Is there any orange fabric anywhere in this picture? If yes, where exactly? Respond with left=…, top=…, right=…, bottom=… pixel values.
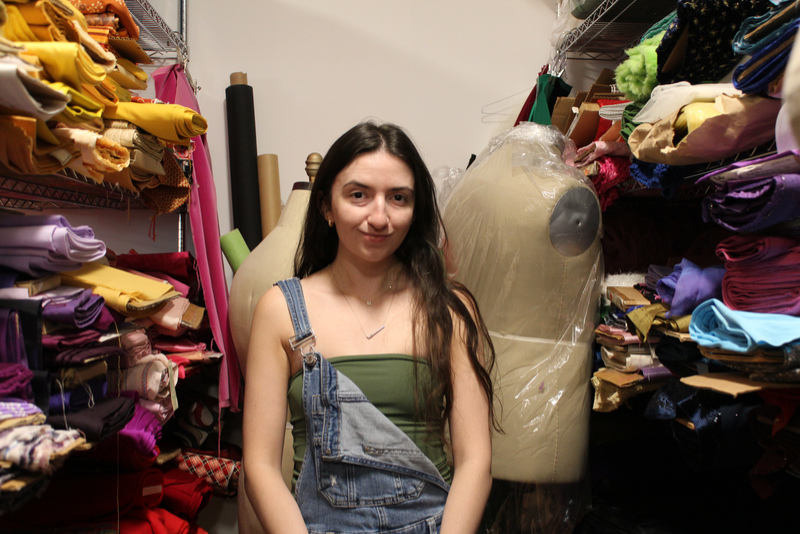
left=67, top=0, right=139, bottom=40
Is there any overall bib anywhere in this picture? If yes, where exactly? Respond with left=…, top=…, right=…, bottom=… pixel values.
left=276, top=278, right=450, bottom=534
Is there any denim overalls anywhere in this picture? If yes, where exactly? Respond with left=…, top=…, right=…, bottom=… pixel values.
left=276, top=278, right=450, bottom=534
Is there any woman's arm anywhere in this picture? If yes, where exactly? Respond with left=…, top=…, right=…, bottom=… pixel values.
left=439, top=301, right=493, bottom=534
left=242, top=286, right=307, bottom=533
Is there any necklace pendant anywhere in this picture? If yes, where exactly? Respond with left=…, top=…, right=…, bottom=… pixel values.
left=366, top=300, right=372, bottom=306
left=365, top=325, right=385, bottom=339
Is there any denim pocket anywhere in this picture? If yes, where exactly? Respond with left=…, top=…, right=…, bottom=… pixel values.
left=315, top=455, right=429, bottom=508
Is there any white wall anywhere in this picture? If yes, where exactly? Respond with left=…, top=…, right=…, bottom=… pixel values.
left=182, top=0, right=557, bottom=248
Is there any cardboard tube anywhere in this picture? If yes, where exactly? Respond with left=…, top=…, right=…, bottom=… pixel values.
left=258, top=153, right=282, bottom=238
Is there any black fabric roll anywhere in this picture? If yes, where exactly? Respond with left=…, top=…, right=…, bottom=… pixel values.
left=225, top=83, right=262, bottom=251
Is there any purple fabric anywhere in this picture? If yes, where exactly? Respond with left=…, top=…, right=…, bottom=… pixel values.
left=698, top=150, right=800, bottom=233
left=42, top=328, right=102, bottom=352
left=0, top=308, right=27, bottom=366
left=656, top=258, right=725, bottom=318
left=118, top=402, right=163, bottom=456
left=0, top=397, right=42, bottom=419
left=0, top=363, right=33, bottom=399
left=41, top=287, right=105, bottom=329
left=48, top=376, right=107, bottom=413
left=152, top=64, right=240, bottom=411
left=0, top=214, right=106, bottom=276
left=48, top=344, right=126, bottom=368
left=716, top=234, right=800, bottom=315
left=702, top=173, right=800, bottom=233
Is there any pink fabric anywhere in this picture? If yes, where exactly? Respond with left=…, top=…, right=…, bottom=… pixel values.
left=152, top=64, right=241, bottom=412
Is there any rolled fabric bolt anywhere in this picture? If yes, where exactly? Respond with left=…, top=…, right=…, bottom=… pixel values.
left=220, top=229, right=250, bottom=273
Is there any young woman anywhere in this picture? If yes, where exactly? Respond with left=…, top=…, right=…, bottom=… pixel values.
left=242, top=121, right=496, bottom=533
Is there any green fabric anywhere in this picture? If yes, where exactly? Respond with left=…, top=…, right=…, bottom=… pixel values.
left=615, top=31, right=665, bottom=103
left=287, top=354, right=452, bottom=487
left=641, top=10, right=677, bottom=42
left=620, top=100, right=646, bottom=141
left=529, top=73, right=572, bottom=126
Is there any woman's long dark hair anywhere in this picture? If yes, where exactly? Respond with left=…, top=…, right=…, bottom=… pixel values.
left=295, top=120, right=498, bottom=441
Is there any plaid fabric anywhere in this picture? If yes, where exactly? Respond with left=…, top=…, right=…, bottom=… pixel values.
left=176, top=451, right=240, bottom=496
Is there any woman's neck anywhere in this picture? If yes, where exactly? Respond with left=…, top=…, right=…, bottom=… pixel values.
left=328, top=256, right=402, bottom=304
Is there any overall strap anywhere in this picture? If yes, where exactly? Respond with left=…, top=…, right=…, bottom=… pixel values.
left=274, top=278, right=316, bottom=355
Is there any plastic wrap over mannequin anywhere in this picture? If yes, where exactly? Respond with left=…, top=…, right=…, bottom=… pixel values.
left=442, top=123, right=603, bottom=485
left=228, top=153, right=320, bottom=534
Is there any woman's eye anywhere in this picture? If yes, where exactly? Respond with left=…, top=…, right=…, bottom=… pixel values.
left=392, top=194, right=408, bottom=203
left=352, top=191, right=364, bottom=199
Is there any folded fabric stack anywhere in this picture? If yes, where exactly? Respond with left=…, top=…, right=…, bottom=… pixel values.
left=0, top=213, right=219, bottom=526
left=0, top=0, right=201, bottom=215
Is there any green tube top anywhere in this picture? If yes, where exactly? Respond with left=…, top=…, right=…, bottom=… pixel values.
left=287, top=354, right=452, bottom=487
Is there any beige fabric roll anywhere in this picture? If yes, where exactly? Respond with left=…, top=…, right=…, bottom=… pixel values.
left=257, top=154, right=282, bottom=238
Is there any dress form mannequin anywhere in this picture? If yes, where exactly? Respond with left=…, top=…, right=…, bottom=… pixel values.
left=228, top=152, right=321, bottom=368
left=443, top=124, right=602, bottom=484
left=228, top=152, right=320, bottom=534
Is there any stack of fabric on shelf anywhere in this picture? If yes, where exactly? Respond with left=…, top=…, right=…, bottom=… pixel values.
left=541, top=0, right=800, bottom=208
left=0, top=0, right=201, bottom=215
left=592, top=281, right=673, bottom=412
left=0, top=211, right=219, bottom=531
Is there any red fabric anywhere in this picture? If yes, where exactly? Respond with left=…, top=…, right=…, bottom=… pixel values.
left=176, top=451, right=240, bottom=496
left=161, top=467, right=214, bottom=520
left=113, top=250, right=200, bottom=300
left=119, top=507, right=209, bottom=534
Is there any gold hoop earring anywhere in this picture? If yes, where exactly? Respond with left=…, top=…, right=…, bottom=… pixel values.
left=327, top=218, right=334, bottom=227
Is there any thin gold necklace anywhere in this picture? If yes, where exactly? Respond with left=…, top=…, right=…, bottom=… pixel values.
left=338, top=263, right=397, bottom=306
left=331, top=265, right=399, bottom=339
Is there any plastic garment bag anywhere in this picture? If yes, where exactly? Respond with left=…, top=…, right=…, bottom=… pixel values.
left=442, top=123, right=603, bottom=532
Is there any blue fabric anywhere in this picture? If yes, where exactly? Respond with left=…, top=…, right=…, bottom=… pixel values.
left=689, top=298, right=800, bottom=351
left=733, top=19, right=799, bottom=94
left=275, top=277, right=448, bottom=534
left=733, top=0, right=799, bottom=54
left=628, top=158, right=688, bottom=198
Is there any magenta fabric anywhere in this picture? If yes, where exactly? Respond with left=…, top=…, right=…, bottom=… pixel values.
left=0, top=363, right=33, bottom=399
left=152, top=64, right=241, bottom=412
left=716, top=234, right=800, bottom=315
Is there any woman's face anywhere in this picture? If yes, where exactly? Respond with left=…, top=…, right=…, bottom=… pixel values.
left=327, top=150, right=415, bottom=266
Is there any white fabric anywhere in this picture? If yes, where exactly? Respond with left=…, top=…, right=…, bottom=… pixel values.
left=633, top=81, right=743, bottom=124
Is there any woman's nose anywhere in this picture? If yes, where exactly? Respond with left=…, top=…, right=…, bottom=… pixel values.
left=367, top=198, right=389, bottom=228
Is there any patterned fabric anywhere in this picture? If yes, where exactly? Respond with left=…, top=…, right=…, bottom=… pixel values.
left=176, top=451, right=240, bottom=496
left=139, top=150, right=191, bottom=215
left=656, top=0, right=774, bottom=85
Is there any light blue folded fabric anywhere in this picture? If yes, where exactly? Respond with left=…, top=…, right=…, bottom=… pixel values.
left=689, top=298, right=800, bottom=352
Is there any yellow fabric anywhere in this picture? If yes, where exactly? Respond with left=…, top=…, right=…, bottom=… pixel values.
left=0, top=114, right=77, bottom=174
left=18, top=41, right=107, bottom=90
left=674, top=102, right=722, bottom=135
left=81, top=79, right=119, bottom=106
left=107, top=61, right=147, bottom=90
left=103, top=102, right=208, bottom=145
left=45, top=80, right=104, bottom=130
left=106, top=76, right=132, bottom=102
left=61, top=261, right=182, bottom=318
left=4, top=6, right=41, bottom=42
left=116, top=57, right=148, bottom=82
